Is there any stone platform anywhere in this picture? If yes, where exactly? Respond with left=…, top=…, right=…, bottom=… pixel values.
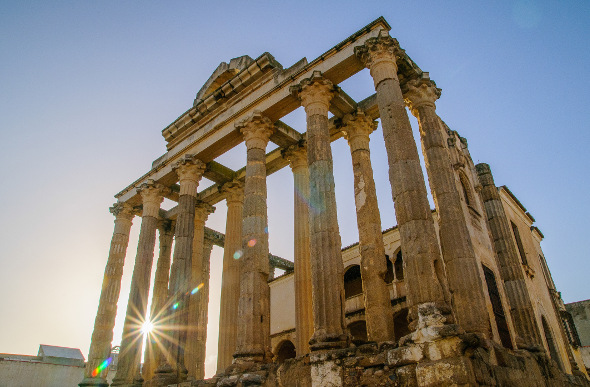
left=169, top=333, right=590, bottom=387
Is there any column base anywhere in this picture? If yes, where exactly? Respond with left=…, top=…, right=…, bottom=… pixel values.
left=78, top=376, right=109, bottom=387
left=309, top=332, right=349, bottom=351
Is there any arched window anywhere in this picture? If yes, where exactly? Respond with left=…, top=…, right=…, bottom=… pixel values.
left=394, top=251, right=404, bottom=281
left=384, top=255, right=394, bottom=284
left=344, top=265, right=363, bottom=298
left=348, top=320, right=368, bottom=344
left=458, top=171, right=474, bottom=206
left=275, top=340, right=296, bottom=362
left=393, top=308, right=411, bottom=341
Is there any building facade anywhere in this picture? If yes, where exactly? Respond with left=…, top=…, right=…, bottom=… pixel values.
left=80, top=17, right=588, bottom=386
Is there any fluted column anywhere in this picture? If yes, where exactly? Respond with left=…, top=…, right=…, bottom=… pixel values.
left=143, top=220, right=175, bottom=382
left=284, top=145, right=314, bottom=355
left=355, top=32, right=451, bottom=337
left=403, top=76, right=490, bottom=336
left=216, top=181, right=244, bottom=372
left=476, top=163, right=542, bottom=348
left=185, top=202, right=215, bottom=379
left=112, top=181, right=167, bottom=386
left=290, top=71, right=348, bottom=350
left=233, top=112, right=274, bottom=363
left=342, top=109, right=395, bottom=342
left=80, top=203, right=135, bottom=387
left=152, top=155, right=205, bottom=385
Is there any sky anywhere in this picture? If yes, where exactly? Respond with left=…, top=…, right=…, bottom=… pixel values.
left=0, top=0, right=589, bottom=379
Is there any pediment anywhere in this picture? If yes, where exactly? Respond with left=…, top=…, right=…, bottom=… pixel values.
left=194, top=55, right=254, bottom=105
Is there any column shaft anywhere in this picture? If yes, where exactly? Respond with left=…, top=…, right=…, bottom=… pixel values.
left=234, top=112, right=274, bottom=362
left=343, top=110, right=395, bottom=342
left=185, top=203, right=214, bottom=379
left=80, top=203, right=134, bottom=387
left=143, top=220, right=174, bottom=382
left=113, top=182, right=165, bottom=386
left=476, top=163, right=542, bottom=348
left=216, top=182, right=244, bottom=372
left=285, top=147, right=314, bottom=355
left=355, top=33, right=449, bottom=332
left=291, top=72, right=348, bottom=350
left=152, top=156, right=205, bottom=385
left=404, top=77, right=490, bottom=335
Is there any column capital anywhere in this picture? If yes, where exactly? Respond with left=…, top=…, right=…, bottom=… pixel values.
left=221, top=180, right=245, bottom=204
left=402, top=75, right=441, bottom=116
left=236, top=111, right=274, bottom=151
left=342, top=109, right=377, bottom=152
left=195, top=201, right=215, bottom=223
left=173, top=154, right=206, bottom=196
left=283, top=144, right=307, bottom=172
left=109, top=202, right=136, bottom=221
left=137, top=180, right=167, bottom=218
left=290, top=71, right=337, bottom=116
left=355, top=31, right=404, bottom=86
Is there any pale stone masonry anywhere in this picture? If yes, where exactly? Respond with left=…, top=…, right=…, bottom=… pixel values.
left=82, top=16, right=588, bottom=387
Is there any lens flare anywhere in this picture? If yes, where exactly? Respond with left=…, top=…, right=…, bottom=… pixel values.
left=91, top=357, right=112, bottom=377
left=248, top=239, right=256, bottom=247
left=141, top=321, right=154, bottom=334
left=264, top=226, right=268, bottom=234
left=191, top=283, right=205, bottom=295
left=233, top=250, right=243, bottom=259
left=172, top=302, right=180, bottom=310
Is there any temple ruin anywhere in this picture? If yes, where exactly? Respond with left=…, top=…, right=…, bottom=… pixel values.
left=80, top=17, right=589, bottom=386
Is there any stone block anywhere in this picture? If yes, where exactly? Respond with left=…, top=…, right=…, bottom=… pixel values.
left=415, top=356, right=476, bottom=386
left=425, top=337, right=463, bottom=361
left=387, top=344, right=424, bottom=367
left=311, top=360, right=342, bottom=387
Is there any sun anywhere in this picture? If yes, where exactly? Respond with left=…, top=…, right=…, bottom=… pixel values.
left=141, top=320, right=154, bottom=335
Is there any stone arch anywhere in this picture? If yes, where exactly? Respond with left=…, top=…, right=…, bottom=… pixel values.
left=393, top=308, right=411, bottom=341
left=344, top=264, right=363, bottom=298
left=458, top=170, right=475, bottom=206
left=274, top=339, right=296, bottom=363
left=348, top=320, right=368, bottom=343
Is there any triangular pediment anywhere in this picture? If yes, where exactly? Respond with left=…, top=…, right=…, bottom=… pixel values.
left=194, top=55, right=255, bottom=105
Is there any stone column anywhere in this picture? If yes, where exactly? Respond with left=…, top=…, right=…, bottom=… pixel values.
left=284, top=145, right=314, bottom=355
left=233, top=112, right=274, bottom=363
left=185, top=202, right=215, bottom=379
left=403, top=76, right=490, bottom=336
left=152, top=155, right=205, bottom=385
left=476, top=163, right=542, bottom=348
left=341, top=109, right=395, bottom=342
left=216, top=181, right=244, bottom=372
left=355, top=32, right=451, bottom=336
left=112, top=181, right=166, bottom=386
left=142, top=220, right=175, bottom=382
left=80, top=203, right=135, bottom=387
left=290, top=71, right=348, bottom=350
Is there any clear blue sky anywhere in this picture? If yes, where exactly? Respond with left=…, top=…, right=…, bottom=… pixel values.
left=1, top=0, right=589, bottom=378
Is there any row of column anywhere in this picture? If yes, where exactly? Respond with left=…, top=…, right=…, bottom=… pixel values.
left=83, top=29, right=545, bottom=387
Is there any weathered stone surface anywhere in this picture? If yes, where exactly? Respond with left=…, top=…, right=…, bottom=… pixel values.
left=81, top=203, right=135, bottom=386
